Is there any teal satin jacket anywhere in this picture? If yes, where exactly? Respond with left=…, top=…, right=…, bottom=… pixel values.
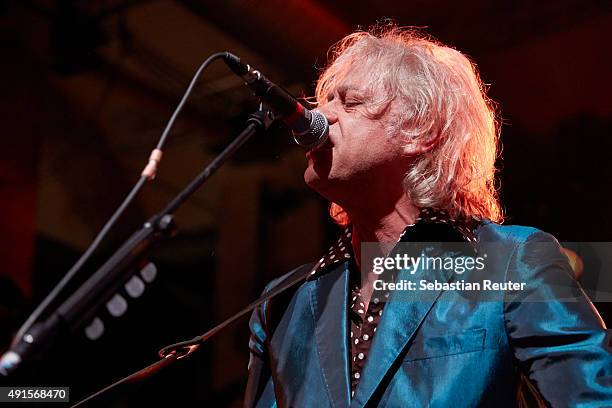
left=244, top=222, right=612, bottom=407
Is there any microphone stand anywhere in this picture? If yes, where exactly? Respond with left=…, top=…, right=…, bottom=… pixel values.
left=1, top=107, right=273, bottom=379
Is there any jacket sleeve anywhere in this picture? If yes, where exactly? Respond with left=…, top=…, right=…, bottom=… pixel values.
left=244, top=296, right=277, bottom=408
left=504, top=230, right=612, bottom=406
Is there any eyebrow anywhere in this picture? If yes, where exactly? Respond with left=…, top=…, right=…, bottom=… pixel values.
left=337, top=84, right=363, bottom=95
left=328, top=84, right=365, bottom=101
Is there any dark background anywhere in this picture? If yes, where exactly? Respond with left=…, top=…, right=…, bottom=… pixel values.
left=1, top=0, right=612, bottom=406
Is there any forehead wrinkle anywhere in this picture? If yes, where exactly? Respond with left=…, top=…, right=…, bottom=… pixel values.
left=336, top=82, right=370, bottom=98
left=319, top=61, right=381, bottom=104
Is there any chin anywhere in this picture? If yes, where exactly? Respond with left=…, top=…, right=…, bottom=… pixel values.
left=304, top=166, right=322, bottom=189
left=304, top=167, right=330, bottom=195
left=305, top=167, right=346, bottom=203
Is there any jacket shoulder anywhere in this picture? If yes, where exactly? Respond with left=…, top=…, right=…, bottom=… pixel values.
left=255, top=263, right=315, bottom=329
left=261, top=262, right=316, bottom=295
left=477, top=221, right=559, bottom=245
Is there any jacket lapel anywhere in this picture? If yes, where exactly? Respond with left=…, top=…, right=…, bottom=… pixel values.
left=350, top=253, right=454, bottom=407
left=310, top=261, right=351, bottom=408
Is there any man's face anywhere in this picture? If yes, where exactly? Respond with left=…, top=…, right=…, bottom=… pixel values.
left=304, top=68, right=410, bottom=201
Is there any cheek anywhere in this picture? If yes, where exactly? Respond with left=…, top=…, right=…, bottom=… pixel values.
left=334, top=119, right=403, bottom=168
left=384, top=136, right=408, bottom=160
left=355, top=132, right=405, bottom=164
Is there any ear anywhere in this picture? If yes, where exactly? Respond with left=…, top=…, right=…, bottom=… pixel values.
left=402, top=134, right=438, bottom=156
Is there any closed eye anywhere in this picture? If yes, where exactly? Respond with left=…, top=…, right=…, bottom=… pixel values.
left=342, top=89, right=366, bottom=109
left=344, top=98, right=362, bottom=108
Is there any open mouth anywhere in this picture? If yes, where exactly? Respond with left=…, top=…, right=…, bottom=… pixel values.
left=306, top=137, right=334, bottom=157
left=321, top=136, right=334, bottom=149
left=310, top=135, right=334, bottom=152
left=305, top=134, right=334, bottom=161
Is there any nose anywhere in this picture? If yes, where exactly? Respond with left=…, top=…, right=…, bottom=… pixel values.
left=316, top=101, right=338, bottom=125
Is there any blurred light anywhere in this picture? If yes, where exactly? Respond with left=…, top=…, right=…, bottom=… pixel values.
left=140, top=262, right=157, bottom=283
left=84, top=317, right=104, bottom=340
left=125, top=275, right=145, bottom=298
left=106, top=293, right=128, bottom=317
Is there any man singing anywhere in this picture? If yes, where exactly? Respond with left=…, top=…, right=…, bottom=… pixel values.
left=244, top=26, right=612, bottom=407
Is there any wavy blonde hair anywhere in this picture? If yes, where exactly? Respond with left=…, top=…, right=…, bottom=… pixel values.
left=316, top=26, right=503, bottom=224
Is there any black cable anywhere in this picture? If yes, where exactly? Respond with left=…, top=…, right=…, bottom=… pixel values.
left=11, top=51, right=229, bottom=349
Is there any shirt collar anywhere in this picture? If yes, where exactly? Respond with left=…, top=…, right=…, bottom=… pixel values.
left=307, top=207, right=481, bottom=281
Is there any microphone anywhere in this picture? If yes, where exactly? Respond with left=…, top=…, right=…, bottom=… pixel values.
left=223, top=52, right=329, bottom=149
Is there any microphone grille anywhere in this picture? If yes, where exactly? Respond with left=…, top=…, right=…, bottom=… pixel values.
left=293, top=111, right=329, bottom=149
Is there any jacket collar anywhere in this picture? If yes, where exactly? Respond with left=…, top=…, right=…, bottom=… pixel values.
left=349, top=256, right=455, bottom=407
